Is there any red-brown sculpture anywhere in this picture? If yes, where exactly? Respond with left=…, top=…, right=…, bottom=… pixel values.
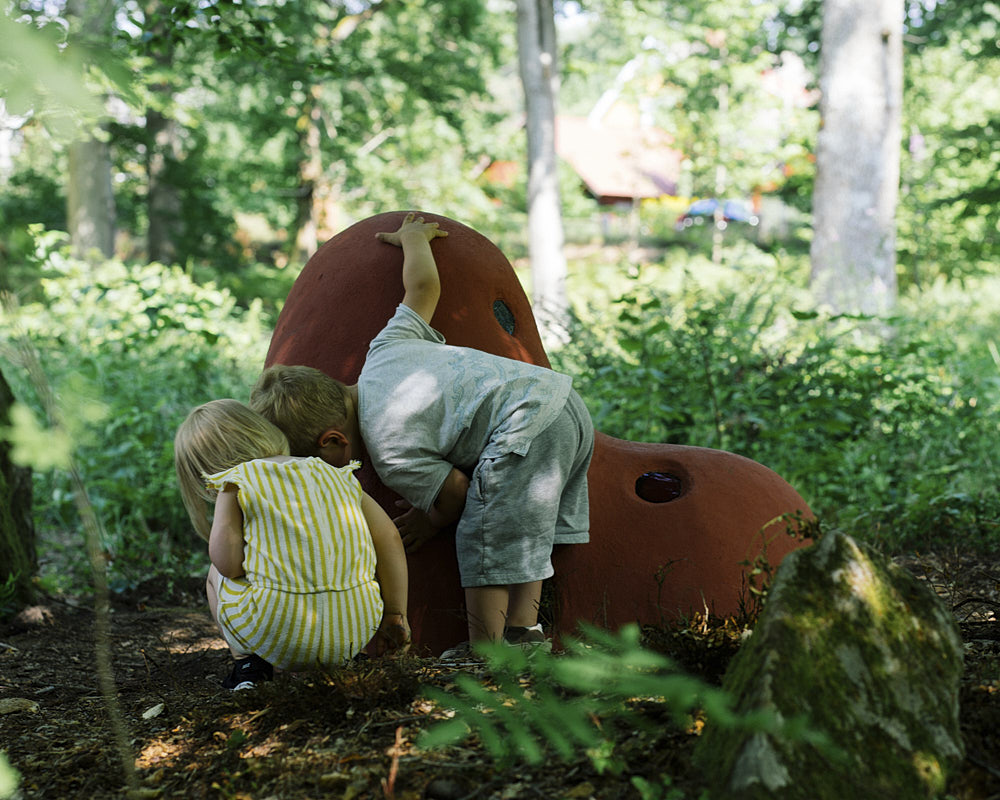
left=265, top=211, right=812, bottom=654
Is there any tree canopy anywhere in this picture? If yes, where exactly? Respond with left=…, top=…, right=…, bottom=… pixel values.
left=1, top=0, right=995, bottom=287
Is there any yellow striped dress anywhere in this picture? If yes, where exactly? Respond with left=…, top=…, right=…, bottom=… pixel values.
left=205, top=458, right=383, bottom=670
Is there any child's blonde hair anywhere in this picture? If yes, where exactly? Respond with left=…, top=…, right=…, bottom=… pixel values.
left=250, top=364, right=350, bottom=456
left=174, top=399, right=289, bottom=541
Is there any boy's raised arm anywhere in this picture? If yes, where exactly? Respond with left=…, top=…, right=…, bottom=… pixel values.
left=376, top=212, right=448, bottom=324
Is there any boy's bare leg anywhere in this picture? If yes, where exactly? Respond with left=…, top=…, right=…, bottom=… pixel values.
left=465, top=580, right=543, bottom=643
left=506, top=581, right=543, bottom=628
left=465, top=585, right=508, bottom=643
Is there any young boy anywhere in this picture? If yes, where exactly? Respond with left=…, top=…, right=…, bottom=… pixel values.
left=250, top=213, right=594, bottom=655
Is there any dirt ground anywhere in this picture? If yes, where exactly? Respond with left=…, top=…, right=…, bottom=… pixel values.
left=1, top=550, right=998, bottom=800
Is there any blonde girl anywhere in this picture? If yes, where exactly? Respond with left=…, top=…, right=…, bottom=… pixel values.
left=175, top=400, right=409, bottom=688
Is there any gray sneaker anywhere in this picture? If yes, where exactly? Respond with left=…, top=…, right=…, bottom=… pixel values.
left=503, top=624, right=552, bottom=653
left=439, top=625, right=552, bottom=663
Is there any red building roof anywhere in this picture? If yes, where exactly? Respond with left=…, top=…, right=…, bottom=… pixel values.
left=556, top=115, right=684, bottom=204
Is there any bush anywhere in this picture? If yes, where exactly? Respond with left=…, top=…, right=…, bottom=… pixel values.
left=5, top=232, right=999, bottom=595
left=1, top=231, right=271, bottom=592
left=553, top=250, right=1000, bottom=553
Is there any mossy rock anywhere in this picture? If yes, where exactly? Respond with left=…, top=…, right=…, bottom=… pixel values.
left=696, top=531, right=963, bottom=799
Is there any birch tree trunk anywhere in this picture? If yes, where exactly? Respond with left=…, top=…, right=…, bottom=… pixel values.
left=516, top=0, right=568, bottom=343
left=810, top=0, right=903, bottom=315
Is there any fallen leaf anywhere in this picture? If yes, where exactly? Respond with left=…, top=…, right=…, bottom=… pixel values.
left=127, top=788, right=163, bottom=799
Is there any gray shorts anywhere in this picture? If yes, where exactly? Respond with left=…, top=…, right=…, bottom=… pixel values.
left=456, top=390, right=594, bottom=588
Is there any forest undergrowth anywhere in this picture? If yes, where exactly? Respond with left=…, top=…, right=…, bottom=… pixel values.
left=1, top=547, right=998, bottom=800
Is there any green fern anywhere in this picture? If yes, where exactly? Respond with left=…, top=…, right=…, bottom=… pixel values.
left=419, top=624, right=801, bottom=772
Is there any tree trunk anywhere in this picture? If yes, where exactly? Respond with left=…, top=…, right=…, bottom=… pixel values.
left=66, top=0, right=116, bottom=260
left=516, top=0, right=568, bottom=343
left=143, top=0, right=185, bottom=265
left=810, top=0, right=903, bottom=315
left=67, top=136, right=116, bottom=259
left=0, top=367, right=36, bottom=609
left=293, top=89, right=324, bottom=264
left=146, top=107, right=183, bottom=264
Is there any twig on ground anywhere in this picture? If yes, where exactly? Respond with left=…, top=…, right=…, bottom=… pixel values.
left=953, top=597, right=1000, bottom=612
left=967, top=749, right=1000, bottom=781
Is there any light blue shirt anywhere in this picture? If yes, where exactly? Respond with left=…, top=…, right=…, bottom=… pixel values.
left=358, top=304, right=572, bottom=512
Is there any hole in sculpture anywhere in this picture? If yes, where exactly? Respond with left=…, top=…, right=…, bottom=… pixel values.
left=635, top=471, right=683, bottom=503
left=493, top=299, right=516, bottom=335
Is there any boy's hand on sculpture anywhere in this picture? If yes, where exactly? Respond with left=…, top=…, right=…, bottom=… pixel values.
left=392, top=501, right=441, bottom=553
left=375, top=212, right=447, bottom=247
left=377, top=211, right=448, bottom=323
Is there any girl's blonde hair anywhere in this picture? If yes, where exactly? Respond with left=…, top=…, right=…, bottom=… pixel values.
left=174, top=399, right=290, bottom=541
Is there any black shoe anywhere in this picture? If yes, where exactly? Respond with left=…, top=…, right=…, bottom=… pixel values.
left=222, top=654, right=273, bottom=691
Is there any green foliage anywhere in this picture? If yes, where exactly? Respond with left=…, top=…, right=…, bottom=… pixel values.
left=125, top=0, right=510, bottom=264
left=0, top=750, right=19, bottom=800
left=897, top=27, right=1000, bottom=286
left=420, top=624, right=829, bottom=788
left=5, top=0, right=997, bottom=296
left=0, top=164, right=66, bottom=291
left=0, top=12, right=103, bottom=138
left=630, top=774, right=696, bottom=800
left=0, top=230, right=270, bottom=591
left=2, top=0, right=513, bottom=277
left=1, top=402, right=74, bottom=471
left=553, top=247, right=1000, bottom=553
left=560, top=0, right=817, bottom=208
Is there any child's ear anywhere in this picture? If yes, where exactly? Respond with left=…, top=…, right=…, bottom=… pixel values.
left=318, top=428, right=349, bottom=450
left=317, top=428, right=351, bottom=467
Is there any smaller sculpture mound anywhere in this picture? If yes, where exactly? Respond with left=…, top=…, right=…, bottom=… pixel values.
left=552, top=435, right=810, bottom=637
